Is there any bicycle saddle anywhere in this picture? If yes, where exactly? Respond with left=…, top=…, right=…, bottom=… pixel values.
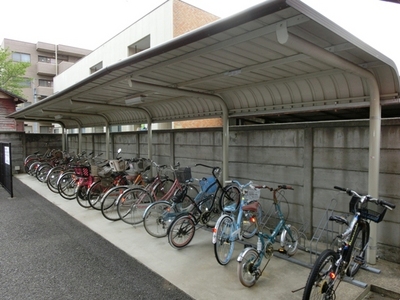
left=242, top=201, right=260, bottom=212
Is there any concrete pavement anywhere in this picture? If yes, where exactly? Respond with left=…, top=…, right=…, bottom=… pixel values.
left=2, top=174, right=399, bottom=299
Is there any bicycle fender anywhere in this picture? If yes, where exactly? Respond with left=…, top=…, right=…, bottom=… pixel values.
left=279, top=224, right=291, bottom=248
left=212, top=215, right=233, bottom=244
left=142, top=200, right=171, bottom=218
left=237, top=246, right=254, bottom=262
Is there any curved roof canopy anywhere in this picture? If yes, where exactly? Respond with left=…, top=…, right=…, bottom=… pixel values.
left=9, top=0, right=400, bottom=129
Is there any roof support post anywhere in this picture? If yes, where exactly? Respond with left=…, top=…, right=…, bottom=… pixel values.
left=106, top=125, right=110, bottom=159
left=78, top=126, right=82, bottom=155
left=277, top=25, right=381, bottom=264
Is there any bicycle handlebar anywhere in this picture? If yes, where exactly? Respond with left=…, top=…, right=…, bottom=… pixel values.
left=334, top=186, right=396, bottom=210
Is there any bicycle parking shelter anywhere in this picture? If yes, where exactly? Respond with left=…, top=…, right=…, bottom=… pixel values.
left=8, top=0, right=400, bottom=264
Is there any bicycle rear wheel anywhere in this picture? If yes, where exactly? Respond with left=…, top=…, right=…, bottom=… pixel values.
left=76, top=184, right=91, bottom=208
left=219, top=184, right=240, bottom=211
left=167, top=213, right=196, bottom=249
left=87, top=181, right=110, bottom=210
left=143, top=201, right=177, bottom=237
left=302, top=249, right=338, bottom=300
left=101, top=186, right=129, bottom=221
left=346, top=221, right=369, bottom=277
left=214, top=215, right=235, bottom=265
left=117, top=188, right=153, bottom=225
left=47, top=167, right=63, bottom=193
left=241, top=204, right=262, bottom=239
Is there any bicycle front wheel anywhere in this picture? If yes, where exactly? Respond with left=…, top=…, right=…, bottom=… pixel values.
left=101, top=186, right=129, bottom=221
left=302, top=249, right=338, bottom=300
left=346, top=221, right=369, bottom=277
left=87, top=181, right=109, bottom=210
left=57, top=172, right=77, bottom=200
left=281, top=225, right=300, bottom=256
left=47, top=167, right=63, bottom=193
left=219, top=184, right=240, bottom=211
left=143, top=201, right=177, bottom=237
left=167, top=213, right=196, bottom=249
left=237, top=247, right=259, bottom=287
left=76, top=184, right=91, bottom=208
left=241, top=204, right=262, bottom=239
left=117, top=188, right=153, bottom=225
left=214, top=215, right=235, bottom=265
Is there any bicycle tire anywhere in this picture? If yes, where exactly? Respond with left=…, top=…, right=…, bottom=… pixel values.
left=46, top=167, right=63, bottom=193
left=281, top=225, right=300, bottom=256
left=76, top=184, right=91, bottom=208
left=24, top=157, right=39, bottom=173
left=101, top=185, right=129, bottom=221
left=302, top=249, right=338, bottom=300
left=87, top=181, right=110, bottom=210
left=214, top=215, right=235, bottom=265
left=151, top=178, right=174, bottom=200
left=117, top=187, right=153, bottom=225
left=346, top=221, right=369, bottom=277
left=219, top=184, right=240, bottom=212
left=57, top=172, right=77, bottom=200
left=237, top=247, right=260, bottom=287
left=28, top=161, right=42, bottom=176
left=167, top=213, right=196, bottom=249
left=143, top=201, right=177, bottom=237
left=36, top=163, right=52, bottom=182
left=241, top=204, right=262, bottom=239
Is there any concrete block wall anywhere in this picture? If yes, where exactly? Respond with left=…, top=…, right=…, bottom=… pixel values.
left=4, top=118, right=397, bottom=262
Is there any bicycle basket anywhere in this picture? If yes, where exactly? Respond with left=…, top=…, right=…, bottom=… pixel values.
left=243, top=188, right=260, bottom=202
left=349, top=196, right=387, bottom=223
left=176, top=167, right=192, bottom=183
left=109, top=159, right=126, bottom=172
left=74, top=165, right=91, bottom=177
left=200, top=176, right=217, bottom=194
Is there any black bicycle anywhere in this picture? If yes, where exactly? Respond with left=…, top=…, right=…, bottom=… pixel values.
left=302, top=186, right=395, bottom=300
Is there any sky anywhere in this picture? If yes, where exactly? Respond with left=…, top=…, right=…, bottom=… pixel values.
left=1, top=0, right=399, bottom=70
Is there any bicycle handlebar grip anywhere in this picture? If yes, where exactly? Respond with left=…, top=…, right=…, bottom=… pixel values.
left=334, top=186, right=347, bottom=192
left=379, top=199, right=396, bottom=210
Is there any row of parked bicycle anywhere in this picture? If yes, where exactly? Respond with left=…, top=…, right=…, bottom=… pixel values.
left=23, top=148, right=396, bottom=298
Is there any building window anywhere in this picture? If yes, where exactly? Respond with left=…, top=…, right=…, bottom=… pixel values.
left=20, top=77, right=32, bottom=88
left=38, top=79, right=53, bottom=87
left=38, top=55, right=55, bottom=64
left=12, top=52, right=31, bottom=63
left=90, top=61, right=103, bottom=74
left=128, top=35, right=150, bottom=56
left=38, top=54, right=68, bottom=64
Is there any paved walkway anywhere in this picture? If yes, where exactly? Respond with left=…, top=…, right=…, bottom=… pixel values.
left=1, top=174, right=399, bottom=299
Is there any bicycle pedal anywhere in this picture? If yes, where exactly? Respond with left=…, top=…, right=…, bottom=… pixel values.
left=278, top=247, right=287, bottom=254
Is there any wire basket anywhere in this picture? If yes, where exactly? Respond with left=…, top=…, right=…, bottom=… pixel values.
left=74, top=165, right=91, bottom=177
left=176, top=167, right=192, bottom=183
left=349, top=196, right=387, bottom=223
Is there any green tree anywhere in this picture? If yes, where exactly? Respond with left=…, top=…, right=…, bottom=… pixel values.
left=0, top=47, right=30, bottom=97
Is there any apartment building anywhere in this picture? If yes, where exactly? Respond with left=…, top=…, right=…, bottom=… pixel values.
left=54, top=0, right=221, bottom=131
left=1, top=38, right=91, bottom=133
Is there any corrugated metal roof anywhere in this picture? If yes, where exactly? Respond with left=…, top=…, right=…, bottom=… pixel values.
left=9, top=0, right=400, bottom=129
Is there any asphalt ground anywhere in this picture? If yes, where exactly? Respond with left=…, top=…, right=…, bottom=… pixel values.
left=1, top=174, right=399, bottom=300
left=0, top=178, right=192, bottom=300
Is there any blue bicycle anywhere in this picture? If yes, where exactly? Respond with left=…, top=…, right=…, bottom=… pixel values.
left=236, top=185, right=299, bottom=287
left=212, top=181, right=271, bottom=265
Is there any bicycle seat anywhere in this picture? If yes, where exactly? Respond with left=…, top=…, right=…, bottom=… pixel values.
left=242, top=201, right=260, bottom=212
left=329, top=215, right=349, bottom=225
